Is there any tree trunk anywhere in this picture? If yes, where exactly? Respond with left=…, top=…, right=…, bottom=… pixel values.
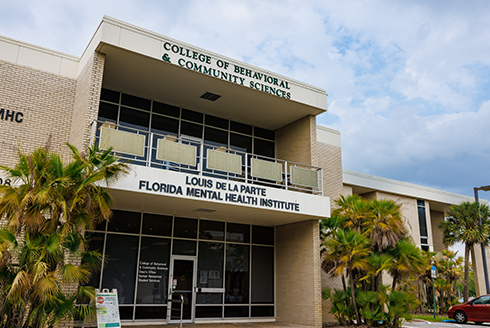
left=464, top=243, right=471, bottom=303
left=342, top=274, right=347, bottom=292
left=348, top=268, right=362, bottom=325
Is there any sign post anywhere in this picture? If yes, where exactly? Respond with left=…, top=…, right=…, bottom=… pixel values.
left=431, top=266, right=437, bottom=319
left=96, top=289, right=121, bottom=328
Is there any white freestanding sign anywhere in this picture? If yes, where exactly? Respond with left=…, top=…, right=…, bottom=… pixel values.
left=95, top=289, right=121, bottom=328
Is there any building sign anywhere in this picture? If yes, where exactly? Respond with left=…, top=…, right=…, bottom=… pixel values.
left=0, top=108, right=23, bottom=123
left=139, top=175, right=300, bottom=212
left=110, top=165, right=330, bottom=218
left=95, top=289, right=121, bottom=328
left=162, top=42, right=292, bottom=100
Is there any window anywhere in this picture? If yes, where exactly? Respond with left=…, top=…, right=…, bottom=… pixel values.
left=87, top=214, right=274, bottom=320
left=98, top=89, right=275, bottom=157
left=417, top=200, right=429, bottom=250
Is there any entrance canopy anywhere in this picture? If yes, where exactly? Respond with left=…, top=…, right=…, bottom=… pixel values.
left=81, top=16, right=327, bottom=130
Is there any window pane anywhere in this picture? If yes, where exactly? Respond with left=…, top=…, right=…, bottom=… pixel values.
left=100, top=88, right=120, bottom=103
left=196, top=293, right=222, bottom=304
left=102, top=234, right=139, bottom=304
left=153, top=101, right=180, bottom=118
left=254, top=138, right=274, bottom=158
left=136, top=237, right=170, bottom=304
left=119, top=306, right=134, bottom=319
left=230, top=121, right=252, bottom=135
left=205, top=114, right=228, bottom=129
left=230, top=133, right=252, bottom=153
left=151, top=115, right=179, bottom=135
left=225, top=244, right=249, bottom=304
left=198, top=242, right=224, bottom=288
left=204, top=127, right=228, bottom=147
left=174, top=217, right=198, bottom=239
left=119, top=106, right=150, bottom=131
left=199, top=220, right=224, bottom=241
left=142, top=214, right=172, bottom=236
left=251, top=246, right=274, bottom=304
left=180, top=121, right=203, bottom=139
left=121, top=93, right=151, bottom=111
left=252, top=226, right=274, bottom=245
left=135, top=306, right=167, bottom=319
left=226, top=223, right=250, bottom=243
left=418, top=206, right=428, bottom=237
left=98, top=102, right=118, bottom=122
left=196, top=306, right=222, bottom=318
left=182, top=108, right=203, bottom=123
left=172, top=239, right=197, bottom=256
left=224, top=306, right=249, bottom=317
left=251, top=306, right=274, bottom=317
left=254, top=127, right=275, bottom=140
left=84, top=232, right=105, bottom=289
left=108, top=210, right=141, bottom=234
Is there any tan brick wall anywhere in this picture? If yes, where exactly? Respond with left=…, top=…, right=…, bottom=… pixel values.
left=315, top=142, right=343, bottom=209
left=69, top=52, right=105, bottom=150
left=0, top=60, right=76, bottom=167
left=276, top=115, right=316, bottom=166
left=276, top=220, right=322, bottom=327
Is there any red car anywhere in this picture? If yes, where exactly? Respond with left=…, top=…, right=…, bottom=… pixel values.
left=448, top=295, right=490, bottom=324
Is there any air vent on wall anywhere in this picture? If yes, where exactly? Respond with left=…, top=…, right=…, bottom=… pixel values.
left=200, top=92, right=222, bottom=102
left=193, top=208, right=217, bottom=213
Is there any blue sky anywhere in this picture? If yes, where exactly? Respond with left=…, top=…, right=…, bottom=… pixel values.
left=1, top=0, right=489, bottom=202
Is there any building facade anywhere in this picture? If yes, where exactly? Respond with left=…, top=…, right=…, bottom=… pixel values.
left=0, top=16, right=485, bottom=327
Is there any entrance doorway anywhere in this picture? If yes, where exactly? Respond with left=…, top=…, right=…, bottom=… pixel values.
left=167, top=256, right=196, bottom=324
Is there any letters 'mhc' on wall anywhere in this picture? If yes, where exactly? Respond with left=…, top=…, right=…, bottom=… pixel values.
left=0, top=109, right=24, bottom=123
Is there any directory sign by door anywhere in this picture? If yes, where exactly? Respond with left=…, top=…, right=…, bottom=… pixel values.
left=168, top=257, right=196, bottom=323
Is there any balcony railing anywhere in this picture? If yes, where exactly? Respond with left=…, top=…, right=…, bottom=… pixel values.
left=90, top=120, right=323, bottom=195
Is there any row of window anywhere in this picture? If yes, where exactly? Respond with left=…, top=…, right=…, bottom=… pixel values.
left=98, top=89, right=275, bottom=158
left=87, top=211, right=275, bottom=320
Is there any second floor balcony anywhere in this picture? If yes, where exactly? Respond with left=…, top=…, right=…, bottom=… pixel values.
left=90, top=120, right=323, bottom=196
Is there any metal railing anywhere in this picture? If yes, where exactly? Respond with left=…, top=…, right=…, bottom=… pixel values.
left=90, top=120, right=323, bottom=195
left=168, top=294, right=184, bottom=327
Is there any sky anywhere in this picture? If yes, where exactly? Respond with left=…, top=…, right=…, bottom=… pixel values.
left=1, top=0, right=489, bottom=202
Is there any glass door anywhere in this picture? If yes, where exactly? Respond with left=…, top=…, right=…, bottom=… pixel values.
left=167, top=256, right=196, bottom=324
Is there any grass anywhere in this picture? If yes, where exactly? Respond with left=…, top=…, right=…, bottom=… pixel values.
left=410, top=314, right=450, bottom=322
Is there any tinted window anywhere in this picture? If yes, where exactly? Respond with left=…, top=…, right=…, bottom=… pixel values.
left=108, top=210, right=141, bottom=234
left=206, top=115, right=228, bottom=129
left=231, top=121, right=252, bottom=135
left=121, top=93, right=151, bottom=111
left=119, top=107, right=150, bottom=130
left=98, top=102, right=118, bottom=122
left=254, top=127, right=274, bottom=140
left=100, top=88, right=120, bottom=103
left=182, top=108, right=203, bottom=123
left=153, top=101, right=180, bottom=118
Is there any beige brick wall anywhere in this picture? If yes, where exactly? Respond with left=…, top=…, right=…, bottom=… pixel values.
left=276, top=115, right=316, bottom=166
left=0, top=60, right=76, bottom=167
left=69, top=52, right=105, bottom=150
left=276, top=220, right=322, bottom=327
left=315, top=142, right=343, bottom=207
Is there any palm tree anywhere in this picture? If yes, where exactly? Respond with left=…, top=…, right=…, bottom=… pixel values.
left=387, top=238, right=429, bottom=290
left=323, top=228, right=370, bottom=325
left=440, top=201, right=490, bottom=302
left=365, top=199, right=407, bottom=253
left=0, top=143, right=129, bottom=327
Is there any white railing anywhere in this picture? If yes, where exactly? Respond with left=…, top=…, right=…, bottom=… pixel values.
left=90, top=120, right=323, bottom=195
